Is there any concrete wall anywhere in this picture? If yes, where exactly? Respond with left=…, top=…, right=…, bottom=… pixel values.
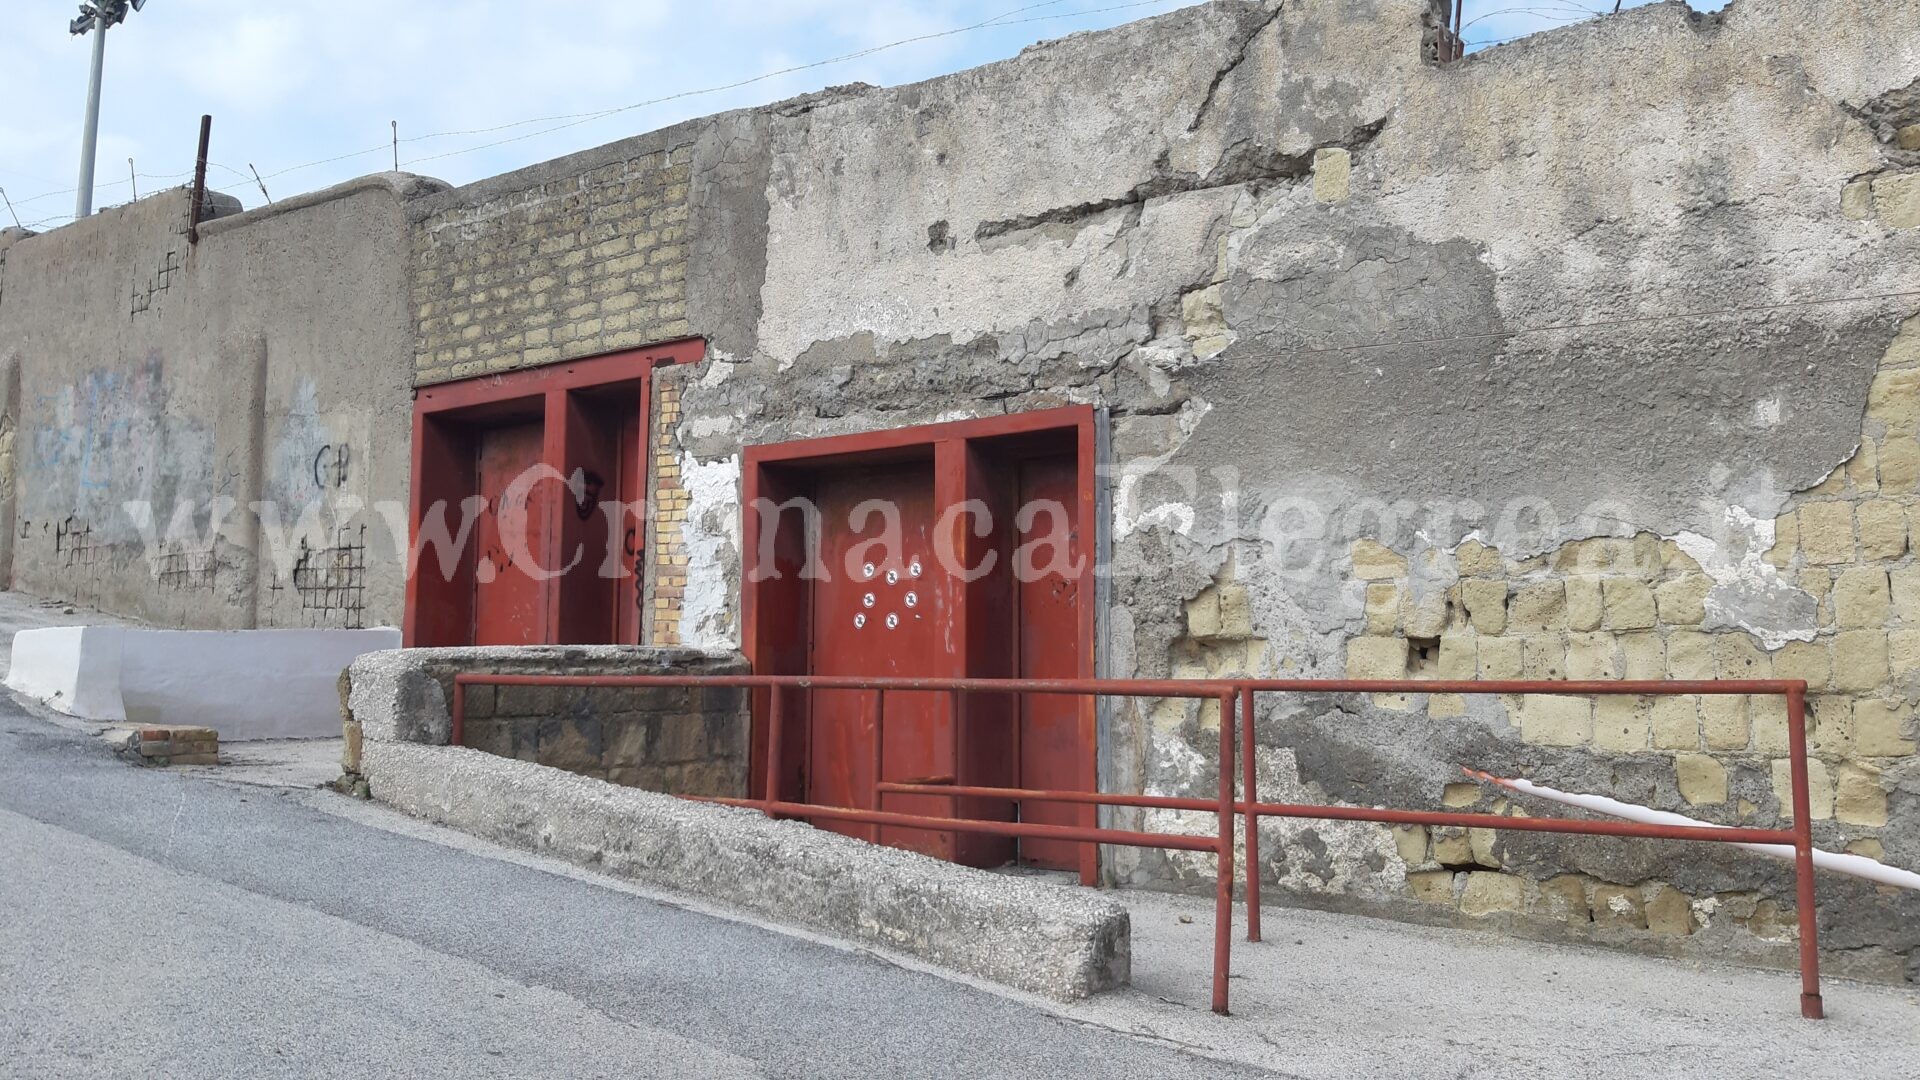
left=647, top=0, right=1920, bottom=982
left=0, top=175, right=441, bottom=629
left=7, top=0, right=1918, bottom=986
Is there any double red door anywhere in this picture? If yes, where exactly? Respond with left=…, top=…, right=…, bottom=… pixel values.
left=797, top=454, right=1085, bottom=870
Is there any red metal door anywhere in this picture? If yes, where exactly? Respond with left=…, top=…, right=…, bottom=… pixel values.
left=807, top=462, right=953, bottom=857
left=1015, top=454, right=1086, bottom=869
left=472, top=421, right=548, bottom=645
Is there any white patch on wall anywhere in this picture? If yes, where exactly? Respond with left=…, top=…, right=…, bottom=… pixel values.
left=1751, top=397, right=1783, bottom=428
left=1673, top=505, right=1816, bottom=650
left=1113, top=398, right=1211, bottom=540
left=678, top=451, right=742, bottom=650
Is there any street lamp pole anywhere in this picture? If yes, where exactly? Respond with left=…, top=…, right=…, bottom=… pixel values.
left=74, top=16, right=109, bottom=220
left=70, top=1, right=149, bottom=221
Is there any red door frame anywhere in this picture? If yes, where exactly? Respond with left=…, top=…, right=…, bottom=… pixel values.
left=741, top=404, right=1101, bottom=882
left=404, top=337, right=705, bottom=646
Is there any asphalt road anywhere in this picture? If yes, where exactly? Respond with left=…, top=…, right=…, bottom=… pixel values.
left=0, top=702, right=1270, bottom=1079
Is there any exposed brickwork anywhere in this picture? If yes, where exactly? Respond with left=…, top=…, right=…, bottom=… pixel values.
left=649, top=379, right=687, bottom=646
left=128, top=725, right=220, bottom=766
left=460, top=680, right=745, bottom=797
left=410, top=142, right=693, bottom=385
left=1337, top=319, right=1920, bottom=969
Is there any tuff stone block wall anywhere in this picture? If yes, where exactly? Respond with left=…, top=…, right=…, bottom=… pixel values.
left=656, top=0, right=1920, bottom=986
left=341, top=645, right=748, bottom=799
left=408, top=131, right=694, bottom=385
left=461, top=679, right=746, bottom=797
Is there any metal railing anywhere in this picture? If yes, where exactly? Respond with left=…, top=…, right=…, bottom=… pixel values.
left=449, top=673, right=1823, bottom=1019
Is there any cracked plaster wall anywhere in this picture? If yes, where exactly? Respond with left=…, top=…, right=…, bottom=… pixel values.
left=658, top=0, right=1920, bottom=982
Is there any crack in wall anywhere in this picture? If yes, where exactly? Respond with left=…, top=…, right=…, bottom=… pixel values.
left=1185, top=2, right=1286, bottom=133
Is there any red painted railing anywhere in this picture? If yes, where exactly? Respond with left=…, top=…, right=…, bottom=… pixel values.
left=449, top=673, right=1822, bottom=1020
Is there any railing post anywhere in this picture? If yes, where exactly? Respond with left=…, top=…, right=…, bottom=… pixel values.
left=1241, top=685, right=1261, bottom=942
left=1212, top=688, right=1236, bottom=1015
left=764, top=686, right=784, bottom=815
left=1785, top=684, right=1825, bottom=1019
left=450, top=677, right=466, bottom=747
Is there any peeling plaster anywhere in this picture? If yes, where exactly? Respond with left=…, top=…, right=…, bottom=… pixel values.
left=677, top=451, right=742, bottom=650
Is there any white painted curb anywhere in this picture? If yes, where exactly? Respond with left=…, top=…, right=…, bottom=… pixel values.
left=7, top=626, right=400, bottom=739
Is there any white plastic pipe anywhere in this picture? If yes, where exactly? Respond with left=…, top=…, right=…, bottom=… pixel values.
left=1462, top=767, right=1920, bottom=892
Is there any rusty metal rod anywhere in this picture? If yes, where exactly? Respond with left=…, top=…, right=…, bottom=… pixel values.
left=1212, top=690, right=1235, bottom=1015
left=702, top=797, right=1222, bottom=852
left=1241, top=686, right=1260, bottom=943
left=454, top=672, right=1235, bottom=696
left=872, top=782, right=1796, bottom=844
left=1786, top=686, right=1825, bottom=1019
left=187, top=114, right=210, bottom=244
left=1236, top=678, right=1804, bottom=696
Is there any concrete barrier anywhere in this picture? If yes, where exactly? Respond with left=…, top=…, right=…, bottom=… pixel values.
left=359, top=739, right=1131, bottom=1001
left=7, top=626, right=399, bottom=738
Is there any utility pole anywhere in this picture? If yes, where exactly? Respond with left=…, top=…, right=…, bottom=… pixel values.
left=69, top=1, right=151, bottom=220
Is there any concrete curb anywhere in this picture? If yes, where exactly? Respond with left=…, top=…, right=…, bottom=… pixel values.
left=360, top=740, right=1131, bottom=1000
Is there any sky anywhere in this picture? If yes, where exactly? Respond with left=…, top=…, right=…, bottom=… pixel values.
left=2, top=1, right=1723, bottom=232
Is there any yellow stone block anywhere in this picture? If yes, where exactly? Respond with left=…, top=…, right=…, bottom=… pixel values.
left=1478, top=637, right=1523, bottom=680
left=1771, top=640, right=1831, bottom=691
left=1655, top=574, right=1711, bottom=626
left=1881, top=438, right=1920, bottom=494
left=1346, top=636, right=1409, bottom=679
left=1856, top=500, right=1909, bottom=561
left=1674, top=753, right=1728, bottom=805
left=1521, top=634, right=1567, bottom=680
left=1565, top=633, right=1619, bottom=679
left=1665, top=631, right=1715, bottom=679
left=1852, top=699, right=1917, bottom=756
left=1509, top=581, right=1567, bottom=633
left=1811, top=695, right=1854, bottom=757
left=1769, top=758, right=1834, bottom=821
left=1456, top=539, right=1502, bottom=577
left=1351, top=539, right=1407, bottom=581
left=1713, top=634, right=1772, bottom=679
left=1834, top=763, right=1887, bottom=826
left=1831, top=629, right=1890, bottom=692
left=1873, top=172, right=1920, bottom=230
left=1565, top=576, right=1604, bottom=632
left=1517, top=695, right=1592, bottom=746
left=1868, top=366, right=1920, bottom=434
left=1700, top=696, right=1749, bottom=750
left=1312, top=147, right=1352, bottom=204
left=1461, top=578, right=1509, bottom=634
left=1606, top=633, right=1654, bottom=680
left=1751, top=695, right=1791, bottom=755
left=1592, top=696, right=1649, bottom=751
left=1363, top=583, right=1399, bottom=635
left=1834, top=567, right=1891, bottom=628
left=1650, top=696, right=1700, bottom=750
left=1407, top=869, right=1455, bottom=905
left=1796, top=502, right=1856, bottom=565
left=1459, top=872, right=1524, bottom=917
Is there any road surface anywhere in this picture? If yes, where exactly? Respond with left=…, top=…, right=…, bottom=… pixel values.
left=0, top=700, right=1267, bottom=1079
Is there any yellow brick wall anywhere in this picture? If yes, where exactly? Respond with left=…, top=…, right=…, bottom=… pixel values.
left=649, top=380, right=687, bottom=645
left=410, top=144, right=693, bottom=385
left=1341, top=314, right=1919, bottom=942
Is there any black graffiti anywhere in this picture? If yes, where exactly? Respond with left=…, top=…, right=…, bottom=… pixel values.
left=312, top=443, right=351, bottom=489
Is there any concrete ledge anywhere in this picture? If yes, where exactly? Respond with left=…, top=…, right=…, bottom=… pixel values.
left=360, top=740, right=1131, bottom=1000
left=345, top=645, right=744, bottom=745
